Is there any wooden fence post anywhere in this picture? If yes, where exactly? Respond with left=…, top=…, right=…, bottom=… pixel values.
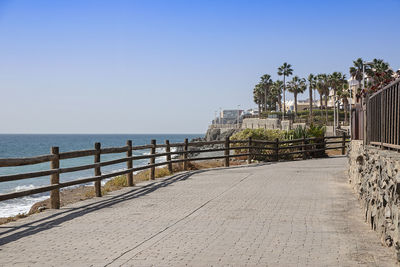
left=50, top=146, right=60, bottom=209
left=247, top=137, right=252, bottom=164
left=126, top=140, right=133, bottom=186
left=165, top=140, right=173, bottom=174
left=94, top=142, right=101, bottom=197
left=183, top=138, right=189, bottom=171
left=150, top=139, right=156, bottom=180
left=302, top=136, right=307, bottom=160
left=224, top=137, right=230, bottom=167
left=274, top=138, right=279, bottom=161
left=342, top=132, right=346, bottom=155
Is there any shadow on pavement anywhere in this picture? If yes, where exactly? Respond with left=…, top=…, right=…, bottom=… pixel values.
left=0, top=162, right=275, bottom=247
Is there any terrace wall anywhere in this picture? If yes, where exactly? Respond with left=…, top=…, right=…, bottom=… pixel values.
left=348, top=140, right=400, bottom=260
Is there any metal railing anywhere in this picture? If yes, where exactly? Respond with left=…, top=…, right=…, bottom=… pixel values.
left=367, top=78, right=400, bottom=150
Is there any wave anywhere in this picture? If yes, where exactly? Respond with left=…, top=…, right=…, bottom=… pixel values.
left=0, top=188, right=49, bottom=218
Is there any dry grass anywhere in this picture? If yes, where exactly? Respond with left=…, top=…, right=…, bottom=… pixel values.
left=83, top=159, right=245, bottom=198
left=0, top=213, right=28, bottom=225
left=326, top=148, right=345, bottom=156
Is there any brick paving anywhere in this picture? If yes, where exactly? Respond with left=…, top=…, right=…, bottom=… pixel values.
left=0, top=157, right=396, bottom=266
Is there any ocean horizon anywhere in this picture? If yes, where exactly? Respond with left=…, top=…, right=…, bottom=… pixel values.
left=0, top=133, right=203, bottom=217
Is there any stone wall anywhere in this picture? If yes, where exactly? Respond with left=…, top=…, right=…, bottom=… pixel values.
left=348, top=140, right=400, bottom=259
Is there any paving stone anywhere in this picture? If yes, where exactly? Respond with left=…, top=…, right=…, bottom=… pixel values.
left=0, top=157, right=396, bottom=266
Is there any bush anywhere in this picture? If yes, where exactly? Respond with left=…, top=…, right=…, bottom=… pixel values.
left=307, top=124, right=326, bottom=138
left=230, top=128, right=285, bottom=142
left=229, top=126, right=326, bottom=161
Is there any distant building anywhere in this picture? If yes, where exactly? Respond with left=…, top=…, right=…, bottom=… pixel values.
left=283, top=99, right=318, bottom=112
left=243, top=109, right=258, bottom=116
left=212, top=109, right=244, bottom=125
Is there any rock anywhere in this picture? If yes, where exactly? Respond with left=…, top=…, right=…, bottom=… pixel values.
left=204, top=128, right=239, bottom=142
left=386, top=235, right=393, bottom=247
left=349, top=140, right=400, bottom=259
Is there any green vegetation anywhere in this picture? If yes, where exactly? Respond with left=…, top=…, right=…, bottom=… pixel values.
left=350, top=58, right=397, bottom=93
left=230, top=127, right=326, bottom=160
left=277, top=62, right=294, bottom=116
left=287, top=76, right=307, bottom=114
left=251, top=58, right=399, bottom=128
left=231, top=126, right=325, bottom=142
left=230, top=128, right=286, bottom=142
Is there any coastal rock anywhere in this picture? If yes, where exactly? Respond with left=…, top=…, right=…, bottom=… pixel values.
left=205, top=128, right=239, bottom=142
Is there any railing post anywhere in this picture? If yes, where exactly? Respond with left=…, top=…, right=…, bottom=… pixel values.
left=224, top=137, right=230, bottom=167
left=183, top=138, right=189, bottom=171
left=165, top=140, right=173, bottom=174
left=274, top=138, right=279, bottom=161
left=150, top=139, right=156, bottom=180
left=50, top=146, right=60, bottom=209
left=94, top=142, right=102, bottom=197
left=302, top=136, right=307, bottom=160
left=126, top=140, right=133, bottom=186
left=247, top=137, right=252, bottom=164
left=342, top=132, right=346, bottom=155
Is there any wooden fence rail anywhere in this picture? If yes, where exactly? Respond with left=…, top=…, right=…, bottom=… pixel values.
left=0, top=135, right=349, bottom=206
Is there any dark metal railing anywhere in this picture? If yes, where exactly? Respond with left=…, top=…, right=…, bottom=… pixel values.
left=367, top=78, right=400, bottom=150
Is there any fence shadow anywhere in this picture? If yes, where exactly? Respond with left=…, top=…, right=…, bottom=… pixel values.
left=0, top=170, right=199, bottom=247
left=0, top=163, right=275, bottom=247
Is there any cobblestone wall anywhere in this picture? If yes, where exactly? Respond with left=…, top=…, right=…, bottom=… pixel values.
left=348, top=140, right=400, bottom=260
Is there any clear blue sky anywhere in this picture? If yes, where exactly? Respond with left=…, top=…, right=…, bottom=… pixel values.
left=0, top=0, right=399, bottom=134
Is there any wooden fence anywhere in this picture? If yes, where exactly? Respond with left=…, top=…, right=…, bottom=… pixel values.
left=0, top=135, right=348, bottom=209
left=367, top=78, right=400, bottom=150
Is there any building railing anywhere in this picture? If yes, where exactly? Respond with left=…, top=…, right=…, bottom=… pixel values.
left=208, top=124, right=241, bottom=129
left=367, top=78, right=400, bottom=150
left=0, top=135, right=349, bottom=208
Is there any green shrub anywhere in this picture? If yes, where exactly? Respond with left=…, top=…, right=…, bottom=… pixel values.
left=284, top=126, right=307, bottom=140
left=307, top=124, right=326, bottom=138
left=230, top=128, right=285, bottom=142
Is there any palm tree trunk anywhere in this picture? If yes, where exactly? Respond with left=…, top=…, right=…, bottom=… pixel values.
left=344, top=98, right=348, bottom=124
left=319, top=93, right=323, bottom=118
left=283, top=75, right=286, bottom=119
left=309, top=85, right=313, bottom=124
left=294, top=93, right=298, bottom=115
left=319, top=94, right=323, bottom=109
left=278, top=94, right=282, bottom=112
left=333, top=92, right=336, bottom=130
left=258, top=102, right=261, bottom=118
left=324, top=94, right=328, bottom=123
left=264, top=88, right=267, bottom=112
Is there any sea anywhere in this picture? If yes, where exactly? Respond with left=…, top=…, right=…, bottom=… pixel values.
left=0, top=134, right=202, bottom=218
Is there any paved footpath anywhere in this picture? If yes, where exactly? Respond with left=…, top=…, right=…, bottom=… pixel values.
left=0, top=157, right=396, bottom=266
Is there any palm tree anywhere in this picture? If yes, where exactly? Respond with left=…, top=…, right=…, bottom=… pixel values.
left=349, top=58, right=364, bottom=94
left=316, top=74, right=330, bottom=123
left=287, top=76, right=307, bottom=115
left=253, top=84, right=263, bottom=117
left=277, top=63, right=293, bottom=118
left=316, top=74, right=325, bottom=112
left=272, top=80, right=284, bottom=112
left=307, top=74, right=316, bottom=123
left=366, top=59, right=394, bottom=91
left=337, top=83, right=350, bottom=124
left=260, top=74, right=273, bottom=112
left=329, top=72, right=347, bottom=128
